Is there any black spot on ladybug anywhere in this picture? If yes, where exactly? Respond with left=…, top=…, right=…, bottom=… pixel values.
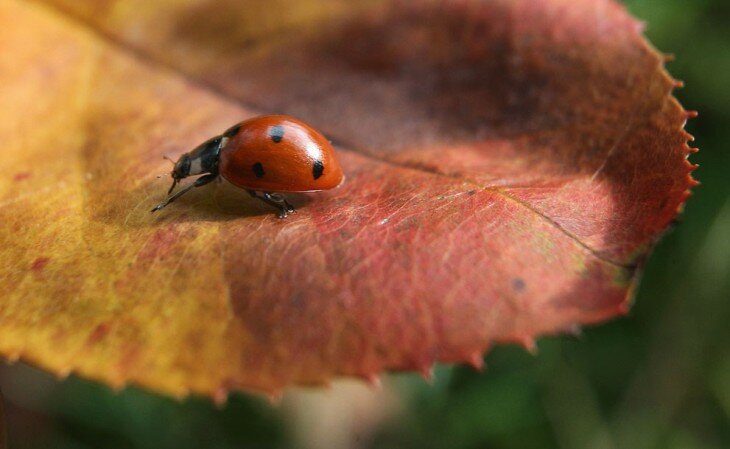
left=512, top=278, right=526, bottom=292
left=224, top=123, right=241, bottom=138
left=252, top=162, right=265, bottom=178
left=270, top=125, right=285, bottom=143
left=313, top=160, right=324, bottom=180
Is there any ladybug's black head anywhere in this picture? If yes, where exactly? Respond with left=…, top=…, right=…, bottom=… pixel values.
left=166, top=154, right=191, bottom=194
left=163, top=134, right=224, bottom=195
left=172, top=154, right=191, bottom=180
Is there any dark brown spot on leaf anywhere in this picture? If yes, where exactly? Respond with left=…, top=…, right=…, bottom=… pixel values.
left=31, top=257, right=50, bottom=273
left=512, top=278, right=526, bottom=292
left=13, top=172, right=31, bottom=181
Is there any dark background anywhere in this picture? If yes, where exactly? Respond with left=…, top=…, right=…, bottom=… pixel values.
left=2, top=1, right=728, bottom=448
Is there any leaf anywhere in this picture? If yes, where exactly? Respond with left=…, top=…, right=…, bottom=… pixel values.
left=0, top=0, right=696, bottom=399
left=0, top=388, right=6, bottom=449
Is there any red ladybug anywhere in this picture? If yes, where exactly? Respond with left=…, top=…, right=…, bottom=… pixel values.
left=151, top=115, right=344, bottom=218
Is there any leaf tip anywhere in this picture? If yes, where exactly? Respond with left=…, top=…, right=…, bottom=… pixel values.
left=173, top=388, right=191, bottom=402
left=617, top=301, right=632, bottom=316
left=213, top=387, right=229, bottom=407
left=564, top=323, right=583, bottom=338
left=466, top=352, right=485, bottom=372
left=518, top=336, right=538, bottom=355
left=365, top=373, right=383, bottom=389
left=56, top=367, right=72, bottom=380
left=110, top=380, right=128, bottom=393
left=419, top=365, right=435, bottom=383
left=266, top=391, right=284, bottom=406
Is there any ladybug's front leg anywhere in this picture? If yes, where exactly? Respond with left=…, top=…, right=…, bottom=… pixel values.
left=151, top=173, right=218, bottom=213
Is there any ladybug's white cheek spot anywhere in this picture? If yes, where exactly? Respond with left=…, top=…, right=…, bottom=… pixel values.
left=189, top=158, right=203, bottom=175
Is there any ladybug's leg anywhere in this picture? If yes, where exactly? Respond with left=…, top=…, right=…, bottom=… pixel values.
left=151, top=173, right=217, bottom=212
left=266, top=193, right=296, bottom=214
left=246, top=190, right=284, bottom=217
left=246, top=190, right=295, bottom=218
left=264, top=192, right=296, bottom=218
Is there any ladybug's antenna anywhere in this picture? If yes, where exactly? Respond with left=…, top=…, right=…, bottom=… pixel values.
left=161, top=155, right=178, bottom=193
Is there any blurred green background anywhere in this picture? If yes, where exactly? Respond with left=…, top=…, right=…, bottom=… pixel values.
left=2, top=1, right=728, bottom=448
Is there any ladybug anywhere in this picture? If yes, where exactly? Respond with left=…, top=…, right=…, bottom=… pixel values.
left=151, top=115, right=344, bottom=218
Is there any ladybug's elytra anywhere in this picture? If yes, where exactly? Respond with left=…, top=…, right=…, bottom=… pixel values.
left=151, top=115, right=344, bottom=218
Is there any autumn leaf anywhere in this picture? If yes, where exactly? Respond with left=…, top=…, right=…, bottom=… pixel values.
left=0, top=388, right=6, bottom=449
left=0, top=0, right=696, bottom=399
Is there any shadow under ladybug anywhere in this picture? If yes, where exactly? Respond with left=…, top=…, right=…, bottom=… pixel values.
left=152, top=115, right=345, bottom=219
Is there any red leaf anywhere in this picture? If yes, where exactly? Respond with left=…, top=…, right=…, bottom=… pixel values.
left=0, top=0, right=695, bottom=398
